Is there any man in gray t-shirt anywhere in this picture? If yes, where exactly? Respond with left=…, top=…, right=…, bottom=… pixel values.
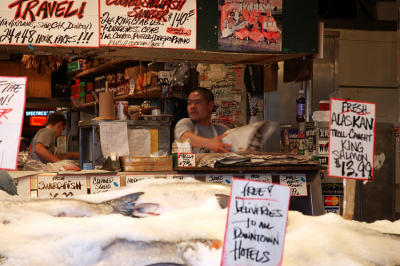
left=174, top=87, right=231, bottom=153
left=31, top=112, right=79, bottom=163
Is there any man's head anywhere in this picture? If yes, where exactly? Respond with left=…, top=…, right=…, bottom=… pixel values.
left=187, top=87, right=215, bottom=125
left=47, top=112, right=66, bottom=137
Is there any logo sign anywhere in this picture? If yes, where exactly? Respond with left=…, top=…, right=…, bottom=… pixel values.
left=221, top=179, right=290, bottom=266
left=0, top=0, right=99, bottom=47
left=206, top=174, right=233, bottom=184
left=279, top=174, right=307, bottom=197
left=0, top=76, right=26, bottom=170
left=37, top=175, right=87, bottom=198
left=328, top=99, right=376, bottom=180
left=125, top=174, right=155, bottom=185
left=324, top=195, right=340, bottom=206
left=100, top=0, right=197, bottom=49
left=177, top=153, right=196, bottom=167
left=245, top=173, right=272, bottom=183
left=89, top=175, right=120, bottom=194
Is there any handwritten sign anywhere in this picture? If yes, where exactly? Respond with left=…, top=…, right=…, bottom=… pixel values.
left=177, top=153, right=195, bottom=167
left=14, top=176, right=31, bottom=197
left=37, top=175, right=87, bottom=198
left=89, top=175, right=120, bottom=194
left=329, top=99, right=376, bottom=180
left=0, top=0, right=99, bottom=47
left=166, top=174, right=195, bottom=180
left=206, top=174, right=233, bottom=185
left=100, top=0, right=196, bottom=48
left=221, top=179, right=290, bottom=266
left=279, top=174, right=307, bottom=197
left=245, top=173, right=272, bottom=183
left=0, top=76, right=26, bottom=170
left=125, top=174, right=155, bottom=186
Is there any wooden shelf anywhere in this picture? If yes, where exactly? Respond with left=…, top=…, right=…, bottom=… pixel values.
left=73, top=60, right=138, bottom=80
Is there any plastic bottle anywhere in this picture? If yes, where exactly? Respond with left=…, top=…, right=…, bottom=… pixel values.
left=296, top=87, right=306, bottom=122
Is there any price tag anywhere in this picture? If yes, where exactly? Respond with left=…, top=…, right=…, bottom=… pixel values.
left=177, top=153, right=196, bottom=167
left=125, top=174, right=155, bottom=186
left=37, top=175, right=87, bottom=198
left=328, top=99, right=376, bottom=180
left=89, top=175, right=120, bottom=194
left=166, top=174, right=195, bottom=180
left=221, top=179, right=290, bottom=266
left=245, top=173, right=272, bottom=183
left=279, top=174, right=308, bottom=197
left=206, top=174, right=233, bottom=184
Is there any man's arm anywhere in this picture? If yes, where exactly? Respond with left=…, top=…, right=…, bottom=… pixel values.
left=180, top=132, right=232, bottom=153
left=33, top=143, right=60, bottom=163
left=57, top=152, right=80, bottom=160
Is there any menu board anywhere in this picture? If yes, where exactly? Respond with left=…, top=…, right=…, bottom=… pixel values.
left=0, top=0, right=99, bottom=47
left=221, top=179, right=290, bottom=266
left=100, top=0, right=196, bottom=49
left=37, top=175, right=87, bottom=198
left=0, top=76, right=26, bottom=170
left=328, top=99, right=376, bottom=180
left=89, top=175, right=120, bottom=194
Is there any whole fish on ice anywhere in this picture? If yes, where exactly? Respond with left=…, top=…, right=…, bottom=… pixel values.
left=0, top=179, right=231, bottom=218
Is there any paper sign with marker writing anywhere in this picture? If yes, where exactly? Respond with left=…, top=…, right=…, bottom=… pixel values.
left=279, top=174, right=308, bottom=197
left=328, top=99, right=376, bottom=180
left=37, top=175, right=87, bottom=198
left=0, top=76, right=26, bottom=170
left=125, top=174, right=155, bottom=185
left=177, top=153, right=196, bottom=167
left=166, top=174, right=195, bottom=180
left=89, top=175, right=120, bottom=194
left=0, top=0, right=99, bottom=47
left=221, top=179, right=290, bottom=266
left=245, top=173, right=272, bottom=183
left=100, top=0, right=196, bottom=49
left=206, top=174, right=233, bottom=184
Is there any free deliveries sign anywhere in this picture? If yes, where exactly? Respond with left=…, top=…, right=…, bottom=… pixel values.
left=328, top=99, right=376, bottom=180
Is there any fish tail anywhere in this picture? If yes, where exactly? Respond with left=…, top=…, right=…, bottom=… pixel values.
left=104, top=192, right=144, bottom=217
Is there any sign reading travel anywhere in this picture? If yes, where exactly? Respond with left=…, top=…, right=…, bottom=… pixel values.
left=0, top=0, right=99, bottom=47
left=89, top=175, right=120, bottom=194
left=0, top=76, right=26, bottom=170
left=279, top=174, right=307, bottom=197
left=125, top=174, right=155, bottom=185
left=37, top=175, right=87, bottom=198
left=221, top=179, right=290, bottom=266
left=177, top=153, right=195, bottom=167
left=328, top=99, right=376, bottom=180
left=245, top=173, right=272, bottom=183
left=100, top=0, right=196, bottom=49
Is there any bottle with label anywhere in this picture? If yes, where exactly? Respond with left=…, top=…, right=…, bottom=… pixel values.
left=296, top=87, right=306, bottom=122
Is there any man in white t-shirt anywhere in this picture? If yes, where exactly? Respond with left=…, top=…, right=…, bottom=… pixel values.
left=174, top=87, right=232, bottom=153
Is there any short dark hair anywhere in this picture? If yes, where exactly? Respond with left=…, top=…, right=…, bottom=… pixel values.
left=189, top=87, right=214, bottom=103
left=47, top=112, right=66, bottom=126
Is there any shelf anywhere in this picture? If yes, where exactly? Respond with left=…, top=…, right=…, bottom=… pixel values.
left=73, top=60, right=138, bottom=80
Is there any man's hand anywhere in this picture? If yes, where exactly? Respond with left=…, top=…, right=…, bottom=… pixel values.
left=208, top=134, right=232, bottom=153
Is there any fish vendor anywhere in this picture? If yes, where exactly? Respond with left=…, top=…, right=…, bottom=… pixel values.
left=175, top=87, right=232, bottom=153
left=30, top=112, right=79, bottom=163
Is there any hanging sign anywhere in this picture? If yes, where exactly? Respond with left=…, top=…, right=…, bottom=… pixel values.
left=279, top=174, right=307, bottom=197
left=100, top=0, right=196, bottom=49
left=0, top=0, right=99, bottom=47
left=221, top=179, right=290, bottom=266
left=37, top=175, right=87, bottom=198
left=89, top=175, right=120, bottom=194
left=0, top=76, right=26, bottom=170
left=328, top=99, right=376, bottom=180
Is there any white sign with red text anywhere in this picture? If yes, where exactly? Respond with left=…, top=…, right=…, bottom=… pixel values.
left=221, top=178, right=290, bottom=266
left=100, top=0, right=196, bottom=48
left=0, top=0, right=99, bottom=47
left=328, top=99, right=376, bottom=180
left=0, top=76, right=26, bottom=170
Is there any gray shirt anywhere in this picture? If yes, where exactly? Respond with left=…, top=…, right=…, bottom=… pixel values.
left=31, top=127, right=56, bottom=163
left=174, top=118, right=228, bottom=153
